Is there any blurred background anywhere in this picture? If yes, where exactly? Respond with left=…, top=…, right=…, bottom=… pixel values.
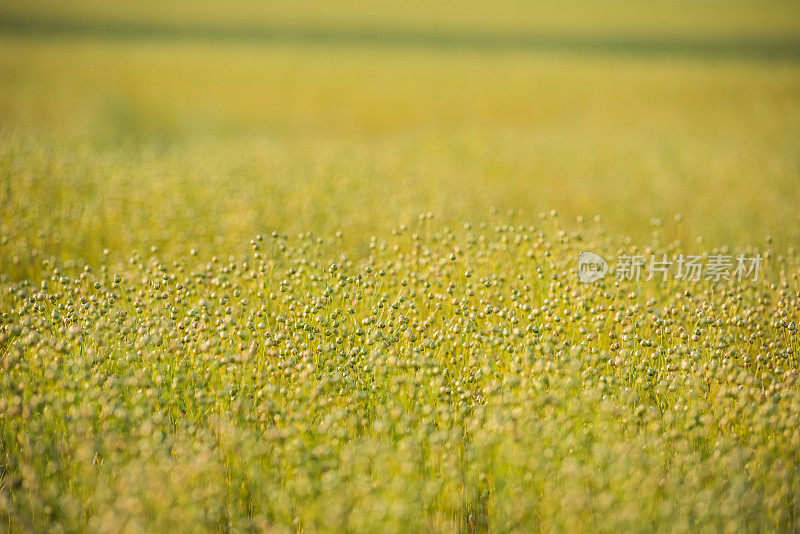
left=1, top=1, right=799, bottom=272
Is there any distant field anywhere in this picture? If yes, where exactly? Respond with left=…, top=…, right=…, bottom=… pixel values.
left=2, top=1, right=800, bottom=264
left=1, top=1, right=800, bottom=532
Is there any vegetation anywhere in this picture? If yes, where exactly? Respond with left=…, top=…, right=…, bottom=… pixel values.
left=1, top=1, right=800, bottom=531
